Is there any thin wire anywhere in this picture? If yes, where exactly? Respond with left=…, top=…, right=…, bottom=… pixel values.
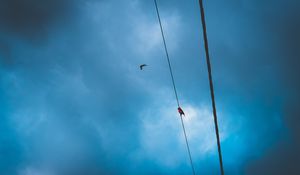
left=180, top=116, right=196, bottom=175
left=198, top=0, right=225, bottom=175
left=153, top=0, right=196, bottom=175
left=153, top=0, right=180, bottom=108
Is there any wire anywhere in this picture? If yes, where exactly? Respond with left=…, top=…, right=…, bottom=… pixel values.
left=180, top=116, right=196, bottom=175
left=153, top=0, right=180, bottom=108
left=153, top=0, right=196, bottom=174
left=197, top=0, right=225, bottom=175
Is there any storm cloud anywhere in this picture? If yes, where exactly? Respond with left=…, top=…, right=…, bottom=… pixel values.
left=0, top=0, right=300, bottom=175
left=0, top=0, right=73, bottom=39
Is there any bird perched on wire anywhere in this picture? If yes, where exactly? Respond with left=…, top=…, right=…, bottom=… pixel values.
left=178, top=107, right=185, bottom=117
left=140, top=64, right=148, bottom=70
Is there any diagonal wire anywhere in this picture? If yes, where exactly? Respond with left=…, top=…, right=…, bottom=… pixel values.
left=153, top=0, right=196, bottom=174
left=153, top=0, right=180, bottom=108
left=197, top=0, right=225, bottom=175
left=180, top=115, right=196, bottom=175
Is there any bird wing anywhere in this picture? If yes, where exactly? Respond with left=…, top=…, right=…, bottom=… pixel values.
left=140, top=64, right=147, bottom=70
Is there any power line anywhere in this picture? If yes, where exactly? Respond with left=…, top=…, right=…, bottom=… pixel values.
left=197, top=0, right=225, bottom=175
left=153, top=0, right=196, bottom=174
left=153, top=0, right=180, bottom=108
left=180, top=115, right=196, bottom=175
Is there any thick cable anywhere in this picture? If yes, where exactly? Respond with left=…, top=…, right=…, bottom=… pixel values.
left=198, top=0, right=225, bottom=175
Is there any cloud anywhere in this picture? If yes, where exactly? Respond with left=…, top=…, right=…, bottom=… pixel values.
left=137, top=95, right=240, bottom=174
left=0, top=0, right=73, bottom=40
left=183, top=105, right=225, bottom=155
left=0, top=1, right=171, bottom=174
left=19, top=167, right=55, bottom=175
left=1, top=0, right=300, bottom=174
left=132, top=10, right=182, bottom=55
left=204, top=0, right=300, bottom=174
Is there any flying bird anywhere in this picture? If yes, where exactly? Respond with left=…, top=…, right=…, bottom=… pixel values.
left=140, top=64, right=148, bottom=70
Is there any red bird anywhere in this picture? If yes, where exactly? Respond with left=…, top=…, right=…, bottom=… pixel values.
left=178, top=107, right=185, bottom=116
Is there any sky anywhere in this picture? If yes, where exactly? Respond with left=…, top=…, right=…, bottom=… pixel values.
left=0, top=0, right=300, bottom=174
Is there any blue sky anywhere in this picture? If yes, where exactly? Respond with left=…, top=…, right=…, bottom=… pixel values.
left=0, top=0, right=300, bottom=175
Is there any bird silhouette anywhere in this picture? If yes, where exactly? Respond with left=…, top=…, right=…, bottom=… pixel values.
left=140, top=64, right=148, bottom=70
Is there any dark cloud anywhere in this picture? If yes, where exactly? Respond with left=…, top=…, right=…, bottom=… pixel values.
left=188, top=0, right=300, bottom=173
left=0, top=0, right=73, bottom=40
left=0, top=0, right=76, bottom=68
left=1, top=0, right=300, bottom=174
left=242, top=0, right=300, bottom=174
left=0, top=40, right=11, bottom=66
